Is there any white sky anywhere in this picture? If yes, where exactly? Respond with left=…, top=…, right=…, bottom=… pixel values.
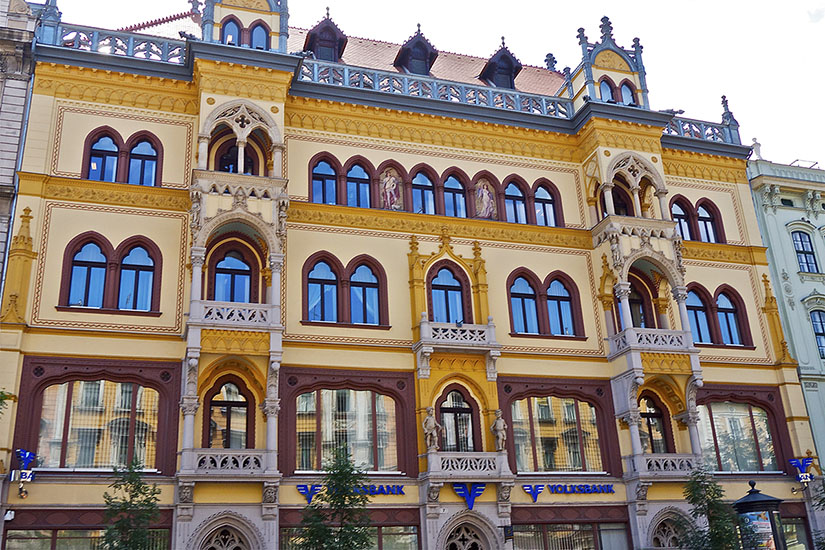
left=55, top=0, right=824, bottom=167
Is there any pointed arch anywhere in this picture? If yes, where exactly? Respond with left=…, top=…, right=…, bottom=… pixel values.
left=189, top=511, right=264, bottom=550
left=342, top=155, right=377, bottom=209
left=308, top=152, right=343, bottom=205
left=434, top=383, right=483, bottom=452
left=713, top=284, right=753, bottom=346
left=124, top=130, right=164, bottom=186
left=620, top=248, right=684, bottom=289
left=532, top=177, right=564, bottom=227
left=598, top=75, right=618, bottom=102
left=544, top=270, right=586, bottom=337
left=469, top=170, right=501, bottom=220
left=376, top=159, right=408, bottom=211
left=59, top=231, right=116, bottom=308
left=113, top=235, right=163, bottom=312
left=425, top=259, right=473, bottom=323
left=606, top=152, right=665, bottom=193
left=344, top=253, right=389, bottom=326
left=440, top=166, right=471, bottom=218
left=506, top=267, right=543, bottom=335
left=695, top=198, right=726, bottom=243
left=436, top=510, right=501, bottom=550
left=638, top=389, right=676, bottom=453
left=195, top=211, right=279, bottom=257
left=201, top=99, right=281, bottom=146
left=81, top=125, right=125, bottom=181
left=408, top=162, right=440, bottom=215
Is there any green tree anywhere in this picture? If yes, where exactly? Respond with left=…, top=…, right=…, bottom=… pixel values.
left=102, top=459, right=162, bottom=550
left=676, top=468, right=757, bottom=550
left=0, top=389, right=13, bottom=416
left=294, top=445, right=372, bottom=550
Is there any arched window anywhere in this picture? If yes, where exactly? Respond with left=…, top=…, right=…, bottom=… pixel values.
left=613, top=186, right=633, bottom=217
left=599, top=80, right=614, bottom=102
left=295, top=388, right=397, bottom=471
left=793, top=231, right=819, bottom=273
left=69, top=242, right=107, bottom=307
left=250, top=24, right=268, bottom=50
left=214, top=251, right=251, bottom=303
left=307, top=261, right=338, bottom=322
left=346, top=164, right=370, bottom=208
left=716, top=293, right=741, bottom=345
left=672, top=202, right=693, bottom=240
left=510, top=395, right=603, bottom=472
left=312, top=160, right=338, bottom=205
left=639, top=396, right=668, bottom=454
left=697, top=401, right=777, bottom=472
left=350, top=264, right=379, bottom=325
left=88, top=136, right=119, bottom=182
left=504, top=183, right=527, bottom=224
left=430, top=268, right=464, bottom=323
left=697, top=205, right=718, bottom=243
left=411, top=171, right=435, bottom=214
left=440, top=390, right=474, bottom=452
left=126, top=140, right=158, bottom=186
left=812, top=311, right=825, bottom=359
left=118, top=247, right=154, bottom=311
left=546, top=279, right=574, bottom=336
left=510, top=277, right=538, bottom=334
left=620, top=83, right=635, bottom=105
left=443, top=176, right=467, bottom=218
left=686, top=290, right=712, bottom=343
left=207, top=382, right=249, bottom=449
left=534, top=186, right=556, bottom=227
left=651, top=519, right=683, bottom=548
left=626, top=282, right=651, bottom=329
left=218, top=144, right=254, bottom=175
left=221, top=19, right=240, bottom=45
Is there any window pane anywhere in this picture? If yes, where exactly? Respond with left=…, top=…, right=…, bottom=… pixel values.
left=228, top=405, right=246, bottom=449
left=697, top=405, right=719, bottom=469
left=134, top=388, right=158, bottom=467
left=321, top=389, right=373, bottom=470
left=381, top=526, right=418, bottom=550
left=512, top=525, right=544, bottom=550
left=579, top=401, right=602, bottom=471
left=447, top=289, right=463, bottom=323
left=432, top=289, right=447, bottom=323
left=233, top=273, right=250, bottom=303
left=215, top=272, right=232, bottom=302
left=296, top=392, right=317, bottom=470
left=511, top=398, right=533, bottom=472
left=118, top=269, right=136, bottom=309
left=547, top=523, right=596, bottom=550
left=251, top=25, right=268, bottom=50
left=86, top=266, right=105, bottom=308
left=69, top=265, right=88, bottom=306
left=135, top=270, right=153, bottom=311
left=783, top=518, right=812, bottom=550
left=351, top=286, right=365, bottom=324
left=375, top=394, right=397, bottom=471
left=599, top=523, right=630, bottom=550
left=37, top=383, right=69, bottom=467
left=712, top=402, right=759, bottom=471
left=752, top=406, right=777, bottom=470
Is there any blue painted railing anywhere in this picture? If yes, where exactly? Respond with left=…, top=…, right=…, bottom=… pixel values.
left=44, top=24, right=187, bottom=65
left=663, top=116, right=739, bottom=145
left=298, top=59, right=574, bottom=119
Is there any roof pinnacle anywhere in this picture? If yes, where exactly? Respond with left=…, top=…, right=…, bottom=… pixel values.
left=325, top=6, right=330, bottom=19
left=600, top=16, right=613, bottom=40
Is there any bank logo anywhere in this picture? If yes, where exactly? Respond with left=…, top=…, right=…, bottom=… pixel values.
left=297, top=484, right=323, bottom=504
left=453, top=483, right=486, bottom=510
left=790, top=458, right=815, bottom=483
left=522, top=484, right=544, bottom=503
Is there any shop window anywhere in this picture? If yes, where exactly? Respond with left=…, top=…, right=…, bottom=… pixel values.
left=311, top=160, right=338, bottom=205
left=534, top=186, right=557, bottom=227
left=350, top=264, right=379, bottom=325
left=5, top=529, right=170, bottom=549
left=510, top=396, right=603, bottom=472
left=671, top=201, right=694, bottom=240
left=307, top=260, right=339, bottom=322
left=250, top=23, right=269, bottom=50
left=205, top=381, right=251, bottom=449
left=281, top=526, right=418, bottom=550
left=510, top=277, right=539, bottom=334
left=512, top=523, right=629, bottom=550
left=443, top=175, right=467, bottom=218
left=505, top=183, right=527, bottom=224
left=118, top=246, right=154, bottom=311
left=36, top=380, right=159, bottom=469
left=793, top=231, right=819, bottom=273
left=294, top=389, right=397, bottom=471
left=716, top=293, right=742, bottom=345
left=346, top=164, right=371, bottom=208
left=811, top=311, right=825, bottom=359
left=214, top=251, right=252, bottom=303
left=782, top=518, right=813, bottom=550
left=411, top=171, right=435, bottom=214
left=127, top=140, right=158, bottom=186
left=69, top=242, right=107, bottom=308
left=686, top=290, right=712, bottom=344
left=439, top=390, right=475, bottom=452
left=429, top=267, right=465, bottom=323
left=697, top=401, right=777, bottom=472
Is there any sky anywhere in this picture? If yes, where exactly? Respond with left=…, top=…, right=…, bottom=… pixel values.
left=54, top=0, right=825, bottom=167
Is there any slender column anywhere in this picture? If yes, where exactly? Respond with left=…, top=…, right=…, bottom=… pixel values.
left=197, top=135, right=209, bottom=170
left=236, top=140, right=246, bottom=174
left=270, top=144, right=285, bottom=177
left=615, top=281, right=633, bottom=331
left=190, top=247, right=206, bottom=318
left=269, top=253, right=283, bottom=307
left=601, top=182, right=616, bottom=216
left=630, top=185, right=643, bottom=218
left=672, top=286, right=692, bottom=339
left=656, top=189, right=670, bottom=221
left=654, top=298, right=670, bottom=329
left=624, top=411, right=644, bottom=456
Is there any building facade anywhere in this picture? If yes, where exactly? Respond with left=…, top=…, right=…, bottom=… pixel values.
left=0, top=1, right=820, bottom=548
left=749, top=158, right=825, bottom=464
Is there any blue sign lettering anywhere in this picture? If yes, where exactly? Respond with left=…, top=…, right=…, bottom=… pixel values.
left=297, top=484, right=405, bottom=504
left=545, top=483, right=615, bottom=496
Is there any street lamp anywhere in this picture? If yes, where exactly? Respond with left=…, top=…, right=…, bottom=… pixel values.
left=732, top=480, right=786, bottom=550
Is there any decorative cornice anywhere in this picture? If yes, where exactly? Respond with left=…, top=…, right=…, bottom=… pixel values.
left=194, top=58, right=294, bottom=102
left=287, top=202, right=592, bottom=249
left=201, top=329, right=270, bottom=355
left=33, top=62, right=198, bottom=114
left=17, top=172, right=190, bottom=211
left=661, top=148, right=748, bottom=184
left=681, top=241, right=767, bottom=265
left=576, top=117, right=663, bottom=157
left=284, top=95, right=581, bottom=163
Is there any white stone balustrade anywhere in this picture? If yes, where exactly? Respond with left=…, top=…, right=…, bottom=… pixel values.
left=414, top=316, right=502, bottom=380
left=591, top=215, right=677, bottom=247
left=608, top=328, right=692, bottom=356
left=425, top=451, right=515, bottom=483
left=194, top=449, right=266, bottom=475
left=191, top=301, right=278, bottom=330
left=624, top=453, right=700, bottom=480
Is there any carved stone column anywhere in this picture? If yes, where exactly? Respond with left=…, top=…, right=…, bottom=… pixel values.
left=197, top=135, right=209, bottom=170
left=189, top=247, right=206, bottom=317
left=262, top=358, right=280, bottom=473
left=180, top=391, right=199, bottom=472
left=600, top=182, right=616, bottom=216
left=656, top=189, right=670, bottom=221
left=270, top=143, right=285, bottom=177
left=614, top=282, right=633, bottom=331
left=630, top=185, right=643, bottom=218
left=675, top=409, right=702, bottom=456
left=671, top=286, right=691, bottom=339
left=621, top=409, right=644, bottom=457
left=236, top=140, right=246, bottom=175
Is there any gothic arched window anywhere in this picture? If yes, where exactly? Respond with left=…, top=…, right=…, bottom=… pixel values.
left=88, top=136, right=119, bottom=182
left=207, top=382, right=250, bottom=449
left=534, top=186, right=556, bottom=227
left=697, top=205, right=718, bottom=243
left=214, top=251, right=251, bottom=303
left=716, top=293, right=741, bottom=345
left=118, top=246, right=154, bottom=311
left=346, top=164, right=370, bottom=208
left=672, top=202, right=693, bottom=240
left=250, top=24, right=268, bottom=50
left=510, top=276, right=539, bottom=334
left=686, top=290, right=712, bottom=344
left=443, top=176, right=467, bottom=218
left=546, top=279, right=574, bottom=336
left=69, top=242, right=107, bottom=308
left=430, top=268, right=464, bottom=323
left=221, top=20, right=240, bottom=46
left=311, top=160, right=338, bottom=205
left=350, top=264, right=379, bottom=325
left=505, top=183, right=527, bottom=224
left=412, top=171, right=435, bottom=214
left=440, top=390, right=475, bottom=452
left=127, top=140, right=158, bottom=186
left=307, top=261, right=339, bottom=322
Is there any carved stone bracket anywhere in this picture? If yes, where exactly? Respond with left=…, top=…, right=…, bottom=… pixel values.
left=497, top=482, right=514, bottom=518
left=634, top=481, right=653, bottom=516
left=426, top=481, right=443, bottom=519
left=262, top=481, right=279, bottom=519
left=486, top=350, right=500, bottom=381
left=180, top=395, right=200, bottom=416
left=177, top=481, right=195, bottom=521
left=416, top=345, right=433, bottom=379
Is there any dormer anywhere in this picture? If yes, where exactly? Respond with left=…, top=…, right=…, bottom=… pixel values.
left=394, top=26, right=438, bottom=76
left=479, top=40, right=522, bottom=89
left=304, top=15, right=347, bottom=62
left=566, top=16, right=650, bottom=111
left=202, top=0, right=288, bottom=52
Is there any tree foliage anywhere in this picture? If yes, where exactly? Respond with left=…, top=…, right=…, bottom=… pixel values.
left=102, top=459, right=161, bottom=550
left=295, top=445, right=372, bottom=550
left=0, top=390, right=13, bottom=416
left=676, top=468, right=757, bottom=550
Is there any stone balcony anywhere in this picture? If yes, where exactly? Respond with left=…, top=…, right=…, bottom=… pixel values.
left=179, top=448, right=279, bottom=482
left=608, top=327, right=692, bottom=358
left=624, top=453, right=700, bottom=481
left=423, top=451, right=515, bottom=484
left=189, top=300, right=281, bottom=331
left=413, top=315, right=501, bottom=379
left=591, top=215, right=677, bottom=248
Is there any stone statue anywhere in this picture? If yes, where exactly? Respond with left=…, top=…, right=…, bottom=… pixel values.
left=381, top=167, right=402, bottom=210
left=475, top=179, right=495, bottom=219
left=422, top=406, right=442, bottom=451
left=491, top=409, right=507, bottom=452
left=752, top=138, right=763, bottom=160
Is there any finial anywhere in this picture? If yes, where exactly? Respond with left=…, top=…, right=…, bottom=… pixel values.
left=189, top=0, right=200, bottom=14
left=600, top=16, right=613, bottom=40
left=748, top=480, right=757, bottom=490
left=417, top=23, right=421, bottom=33
left=563, top=66, right=571, bottom=77
left=633, top=37, right=642, bottom=51
left=577, top=27, right=587, bottom=45
left=721, top=95, right=730, bottom=113
left=325, top=6, right=330, bottom=18
left=544, top=53, right=557, bottom=71
left=501, top=36, right=506, bottom=48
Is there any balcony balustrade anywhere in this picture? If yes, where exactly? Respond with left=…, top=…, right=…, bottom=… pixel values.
left=413, top=316, right=501, bottom=379
left=608, top=328, right=693, bottom=356
left=424, top=451, right=514, bottom=483
left=42, top=23, right=186, bottom=64
left=191, top=300, right=278, bottom=330
left=624, top=453, right=700, bottom=481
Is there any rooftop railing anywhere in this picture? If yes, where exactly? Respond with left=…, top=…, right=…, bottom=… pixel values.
left=42, top=23, right=187, bottom=65
left=663, top=116, right=739, bottom=144
left=298, top=59, right=574, bottom=119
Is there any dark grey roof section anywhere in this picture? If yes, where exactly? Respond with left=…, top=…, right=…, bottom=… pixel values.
left=660, top=135, right=751, bottom=159
left=189, top=41, right=303, bottom=77
left=35, top=44, right=193, bottom=81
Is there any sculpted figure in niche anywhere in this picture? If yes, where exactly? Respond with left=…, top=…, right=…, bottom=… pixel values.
left=491, top=409, right=507, bottom=452
left=422, top=406, right=442, bottom=451
left=381, top=167, right=403, bottom=211
left=475, top=178, right=496, bottom=219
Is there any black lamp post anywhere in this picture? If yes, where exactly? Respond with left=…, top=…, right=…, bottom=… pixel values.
left=732, top=480, right=786, bottom=550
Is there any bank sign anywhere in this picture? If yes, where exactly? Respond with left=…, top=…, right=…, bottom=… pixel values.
left=522, top=483, right=615, bottom=503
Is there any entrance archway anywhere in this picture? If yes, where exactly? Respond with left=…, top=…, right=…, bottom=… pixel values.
left=200, top=527, right=250, bottom=550
left=445, top=524, right=486, bottom=550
